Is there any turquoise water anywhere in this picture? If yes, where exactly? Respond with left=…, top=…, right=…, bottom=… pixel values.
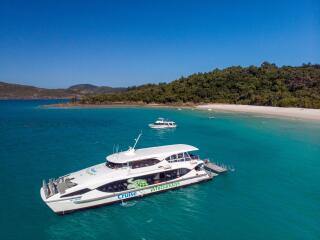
left=1, top=100, right=320, bottom=240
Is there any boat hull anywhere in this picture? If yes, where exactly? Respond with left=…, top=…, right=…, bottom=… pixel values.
left=41, top=173, right=213, bottom=215
left=149, top=124, right=177, bottom=129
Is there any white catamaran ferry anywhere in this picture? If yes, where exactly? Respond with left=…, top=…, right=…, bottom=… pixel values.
left=148, top=118, right=177, bottom=129
left=40, top=134, right=216, bottom=214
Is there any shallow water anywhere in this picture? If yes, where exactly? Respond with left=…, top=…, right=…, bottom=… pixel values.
left=1, top=100, right=320, bottom=240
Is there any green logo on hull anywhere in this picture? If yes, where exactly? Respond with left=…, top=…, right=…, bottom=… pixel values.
left=127, top=178, right=149, bottom=189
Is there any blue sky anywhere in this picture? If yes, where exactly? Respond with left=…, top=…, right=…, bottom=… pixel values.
left=0, top=0, right=319, bottom=88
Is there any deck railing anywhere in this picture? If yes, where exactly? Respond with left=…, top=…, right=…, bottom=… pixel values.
left=42, top=177, right=77, bottom=198
left=167, top=154, right=199, bottom=163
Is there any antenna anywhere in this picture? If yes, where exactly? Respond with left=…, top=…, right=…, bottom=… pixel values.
left=132, top=131, right=142, bottom=150
left=125, top=131, right=142, bottom=155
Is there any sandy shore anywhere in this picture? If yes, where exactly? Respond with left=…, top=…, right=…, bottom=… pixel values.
left=43, top=102, right=320, bottom=121
left=196, top=104, right=320, bottom=121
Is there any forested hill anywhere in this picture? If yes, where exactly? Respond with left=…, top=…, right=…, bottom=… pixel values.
left=80, top=62, right=320, bottom=108
left=0, top=82, right=125, bottom=99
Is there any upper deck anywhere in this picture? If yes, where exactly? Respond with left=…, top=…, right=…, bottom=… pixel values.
left=106, top=144, right=198, bottom=163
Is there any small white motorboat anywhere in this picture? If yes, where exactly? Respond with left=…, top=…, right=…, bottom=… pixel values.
left=148, top=118, right=177, bottom=129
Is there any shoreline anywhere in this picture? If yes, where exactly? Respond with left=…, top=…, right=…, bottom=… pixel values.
left=196, top=104, right=320, bottom=121
left=41, top=102, right=195, bottom=109
left=43, top=102, right=320, bottom=121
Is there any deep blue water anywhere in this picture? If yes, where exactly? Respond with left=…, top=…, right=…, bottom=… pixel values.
left=1, top=100, right=320, bottom=240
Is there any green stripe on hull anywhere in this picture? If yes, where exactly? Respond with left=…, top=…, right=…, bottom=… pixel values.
left=151, top=181, right=180, bottom=192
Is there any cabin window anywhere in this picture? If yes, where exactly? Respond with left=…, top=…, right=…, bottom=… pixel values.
left=178, top=168, right=189, bottom=175
left=130, top=158, right=160, bottom=169
left=97, top=179, right=129, bottom=192
left=184, top=152, right=191, bottom=161
left=96, top=168, right=191, bottom=192
left=106, top=161, right=126, bottom=169
left=61, top=188, right=91, bottom=198
left=166, top=152, right=195, bottom=163
left=107, top=159, right=160, bottom=170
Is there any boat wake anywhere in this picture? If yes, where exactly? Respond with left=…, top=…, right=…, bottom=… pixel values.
left=120, top=200, right=138, bottom=208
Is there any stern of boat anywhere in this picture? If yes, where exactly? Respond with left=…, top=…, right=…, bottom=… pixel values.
left=40, top=187, right=57, bottom=213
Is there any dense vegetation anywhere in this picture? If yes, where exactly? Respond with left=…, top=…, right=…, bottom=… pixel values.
left=68, top=84, right=125, bottom=95
left=80, top=62, right=320, bottom=108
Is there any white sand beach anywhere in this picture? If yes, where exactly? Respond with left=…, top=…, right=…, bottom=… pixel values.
left=196, top=104, right=320, bottom=121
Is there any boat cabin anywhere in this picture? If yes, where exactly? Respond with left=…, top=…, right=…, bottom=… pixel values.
left=105, top=144, right=198, bottom=169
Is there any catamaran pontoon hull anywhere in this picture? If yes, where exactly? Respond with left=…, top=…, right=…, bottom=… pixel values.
left=41, top=172, right=214, bottom=214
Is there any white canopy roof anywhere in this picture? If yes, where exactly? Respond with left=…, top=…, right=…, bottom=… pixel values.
left=154, top=118, right=175, bottom=124
left=106, top=144, right=198, bottom=164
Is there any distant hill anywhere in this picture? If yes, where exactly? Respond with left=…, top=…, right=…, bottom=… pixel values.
left=68, top=84, right=126, bottom=95
left=0, top=82, right=125, bottom=99
left=0, top=82, right=73, bottom=99
left=81, top=63, right=320, bottom=109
